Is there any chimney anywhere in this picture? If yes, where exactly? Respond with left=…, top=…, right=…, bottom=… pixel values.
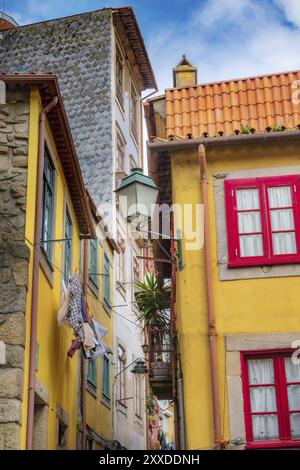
left=0, top=12, right=18, bottom=32
left=173, top=55, right=197, bottom=88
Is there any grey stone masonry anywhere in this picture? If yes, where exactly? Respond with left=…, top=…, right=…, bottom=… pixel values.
left=0, top=9, right=113, bottom=208
left=0, top=85, right=30, bottom=449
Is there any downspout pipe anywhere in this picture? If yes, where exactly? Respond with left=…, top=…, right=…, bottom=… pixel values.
left=177, top=362, right=186, bottom=450
left=26, top=96, right=58, bottom=450
left=82, top=239, right=89, bottom=449
left=198, top=144, right=222, bottom=447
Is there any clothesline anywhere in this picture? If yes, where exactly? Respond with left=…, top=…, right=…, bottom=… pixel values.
left=2, top=214, right=143, bottom=330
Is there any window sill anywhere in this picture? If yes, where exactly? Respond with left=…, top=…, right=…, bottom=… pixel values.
left=228, top=256, right=300, bottom=268
left=87, top=382, right=97, bottom=398
left=39, top=248, right=54, bottom=287
left=130, top=128, right=139, bottom=149
left=116, top=282, right=126, bottom=300
left=116, top=95, right=125, bottom=118
left=101, top=394, right=111, bottom=410
left=245, top=439, right=300, bottom=449
left=88, top=280, right=99, bottom=299
left=103, top=299, right=111, bottom=316
left=117, top=401, right=128, bottom=417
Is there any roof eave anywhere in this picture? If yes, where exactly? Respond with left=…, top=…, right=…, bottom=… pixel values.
left=148, top=130, right=300, bottom=152
left=113, top=7, right=157, bottom=91
left=1, top=73, right=95, bottom=239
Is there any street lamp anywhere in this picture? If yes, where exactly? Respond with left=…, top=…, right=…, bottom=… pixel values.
left=131, top=358, right=148, bottom=375
left=114, top=357, right=148, bottom=380
left=115, top=167, right=183, bottom=271
left=115, top=167, right=159, bottom=221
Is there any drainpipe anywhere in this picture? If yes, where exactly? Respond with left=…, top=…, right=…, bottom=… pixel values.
left=82, top=239, right=89, bottom=449
left=170, top=213, right=180, bottom=450
left=198, top=144, right=221, bottom=447
left=177, top=360, right=186, bottom=450
left=26, top=96, right=58, bottom=450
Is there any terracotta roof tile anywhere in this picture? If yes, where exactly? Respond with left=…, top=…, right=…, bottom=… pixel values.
left=165, top=70, right=300, bottom=138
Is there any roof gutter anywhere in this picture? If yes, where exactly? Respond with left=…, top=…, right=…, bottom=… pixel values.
left=148, top=130, right=300, bottom=153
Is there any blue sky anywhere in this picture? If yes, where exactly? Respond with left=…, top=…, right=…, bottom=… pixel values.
left=5, top=0, right=300, bottom=93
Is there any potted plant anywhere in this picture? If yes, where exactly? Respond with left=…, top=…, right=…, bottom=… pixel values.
left=135, top=273, right=171, bottom=376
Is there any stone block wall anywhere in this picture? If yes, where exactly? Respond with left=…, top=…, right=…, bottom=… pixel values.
left=0, top=85, right=30, bottom=449
left=0, top=9, right=113, bottom=208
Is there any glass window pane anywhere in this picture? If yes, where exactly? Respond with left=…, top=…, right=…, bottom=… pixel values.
left=268, top=186, right=292, bottom=208
left=252, top=414, right=279, bottom=440
left=270, top=209, right=294, bottom=231
left=239, top=234, right=263, bottom=257
left=290, top=413, right=300, bottom=438
left=238, top=211, right=261, bottom=234
left=236, top=188, right=259, bottom=210
left=287, top=385, right=300, bottom=410
left=272, top=232, right=296, bottom=255
left=285, top=358, right=300, bottom=382
left=250, top=387, right=277, bottom=412
left=248, top=359, right=275, bottom=385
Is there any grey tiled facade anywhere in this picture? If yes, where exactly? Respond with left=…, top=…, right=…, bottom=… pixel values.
left=0, top=10, right=113, bottom=206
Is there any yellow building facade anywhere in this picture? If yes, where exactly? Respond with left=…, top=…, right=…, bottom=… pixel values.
left=0, top=75, right=116, bottom=450
left=146, top=65, right=300, bottom=450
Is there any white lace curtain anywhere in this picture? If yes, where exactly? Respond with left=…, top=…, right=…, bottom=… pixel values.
left=248, top=359, right=279, bottom=440
left=248, top=358, right=300, bottom=440
left=285, top=358, right=300, bottom=438
left=237, top=189, right=263, bottom=257
left=268, top=186, right=296, bottom=255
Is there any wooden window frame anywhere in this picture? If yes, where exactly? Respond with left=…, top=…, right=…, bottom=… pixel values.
left=117, top=345, right=127, bottom=407
left=41, top=146, right=55, bottom=261
left=87, top=358, right=97, bottom=389
left=102, top=354, right=110, bottom=400
left=103, top=253, right=110, bottom=306
left=63, top=207, right=73, bottom=285
left=130, top=83, right=138, bottom=143
left=88, top=239, right=99, bottom=291
left=241, top=349, right=300, bottom=449
left=225, top=175, right=300, bottom=267
left=116, top=45, right=124, bottom=109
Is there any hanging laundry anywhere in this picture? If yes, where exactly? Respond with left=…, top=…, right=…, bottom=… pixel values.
left=83, top=322, right=96, bottom=350
left=68, top=273, right=84, bottom=342
left=57, top=285, right=71, bottom=326
left=81, top=293, right=88, bottom=322
left=67, top=338, right=81, bottom=358
left=91, top=319, right=108, bottom=358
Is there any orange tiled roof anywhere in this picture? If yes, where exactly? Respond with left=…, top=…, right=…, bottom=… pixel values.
left=165, top=70, right=300, bottom=138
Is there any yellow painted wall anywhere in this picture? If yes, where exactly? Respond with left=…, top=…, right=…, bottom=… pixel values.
left=171, top=143, right=300, bottom=450
left=85, top=233, right=114, bottom=445
left=22, top=88, right=82, bottom=449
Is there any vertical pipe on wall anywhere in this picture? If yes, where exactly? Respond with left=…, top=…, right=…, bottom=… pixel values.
left=198, top=144, right=221, bottom=446
left=170, top=213, right=181, bottom=449
left=82, top=238, right=89, bottom=450
left=26, top=96, right=58, bottom=450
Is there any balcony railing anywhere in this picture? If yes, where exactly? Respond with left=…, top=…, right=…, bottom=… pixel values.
left=147, top=324, right=174, bottom=400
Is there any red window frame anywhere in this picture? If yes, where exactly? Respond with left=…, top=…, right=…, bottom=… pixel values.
left=241, top=349, right=300, bottom=449
left=225, top=175, right=300, bottom=267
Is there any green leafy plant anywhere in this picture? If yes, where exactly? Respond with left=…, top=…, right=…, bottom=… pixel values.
left=135, top=273, right=171, bottom=362
left=240, top=124, right=251, bottom=134
left=271, top=124, right=284, bottom=132
left=134, top=272, right=170, bottom=336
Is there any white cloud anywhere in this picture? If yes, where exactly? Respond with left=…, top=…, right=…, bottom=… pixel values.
left=147, top=0, right=300, bottom=93
left=5, top=10, right=36, bottom=26
left=273, top=0, right=300, bottom=28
